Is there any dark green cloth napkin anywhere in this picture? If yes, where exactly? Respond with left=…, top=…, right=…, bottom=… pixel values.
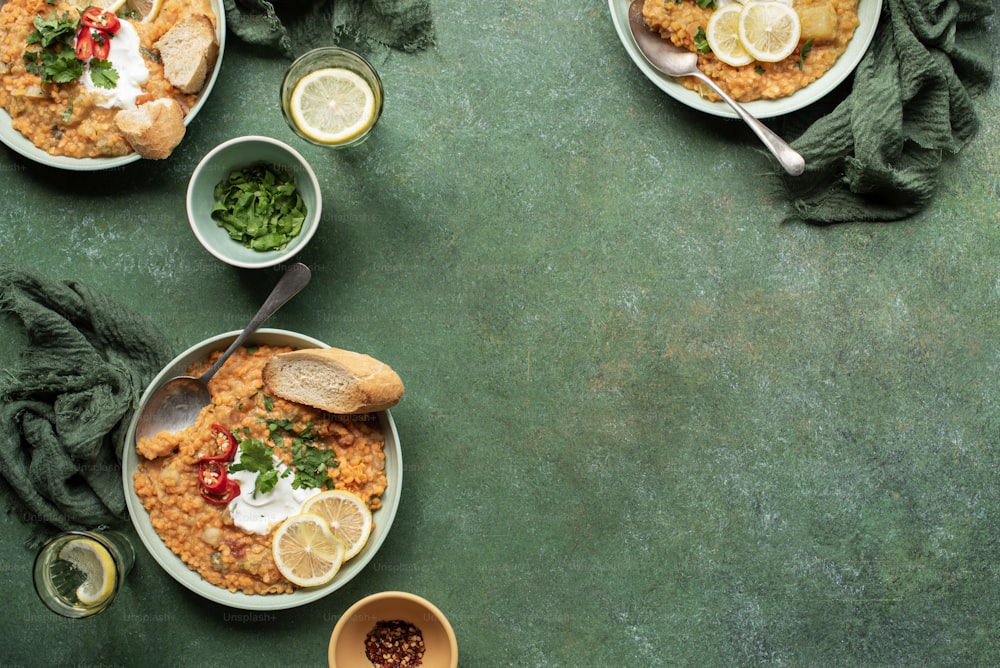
left=223, top=0, right=434, bottom=57
left=0, top=265, right=172, bottom=533
left=782, top=0, right=994, bottom=223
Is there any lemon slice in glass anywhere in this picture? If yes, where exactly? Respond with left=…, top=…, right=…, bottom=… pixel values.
left=706, top=4, right=754, bottom=67
left=289, top=68, right=377, bottom=146
left=302, top=490, right=373, bottom=561
left=737, top=1, right=802, bottom=63
left=58, top=537, right=116, bottom=605
left=272, top=513, right=346, bottom=587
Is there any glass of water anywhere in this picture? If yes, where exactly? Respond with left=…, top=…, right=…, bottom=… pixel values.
left=33, top=529, right=135, bottom=618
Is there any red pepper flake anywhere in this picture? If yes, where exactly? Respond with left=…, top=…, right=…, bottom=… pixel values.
left=364, top=620, right=425, bottom=668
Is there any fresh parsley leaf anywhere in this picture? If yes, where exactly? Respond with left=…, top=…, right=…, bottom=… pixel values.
left=211, top=165, right=308, bottom=252
left=694, top=27, right=711, bottom=54
left=89, top=59, right=118, bottom=89
left=289, top=441, right=338, bottom=491
left=228, top=438, right=280, bottom=498
left=23, top=12, right=84, bottom=85
left=695, top=0, right=716, bottom=8
left=798, top=38, right=814, bottom=70
left=27, top=12, right=79, bottom=48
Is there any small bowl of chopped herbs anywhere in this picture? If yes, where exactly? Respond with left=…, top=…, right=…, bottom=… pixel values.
left=187, top=135, right=321, bottom=268
left=328, top=591, right=458, bottom=668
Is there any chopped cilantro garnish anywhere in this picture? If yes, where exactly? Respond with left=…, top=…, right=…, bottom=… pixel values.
left=89, top=59, right=118, bottom=89
left=694, top=27, right=711, bottom=54
left=290, top=441, right=338, bottom=491
left=23, top=12, right=83, bottom=85
left=798, top=38, right=814, bottom=70
left=211, top=165, right=308, bottom=252
left=228, top=438, right=283, bottom=497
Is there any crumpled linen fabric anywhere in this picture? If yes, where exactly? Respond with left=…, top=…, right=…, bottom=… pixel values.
left=782, top=0, right=994, bottom=223
left=0, top=265, right=172, bottom=533
left=223, top=0, right=435, bottom=57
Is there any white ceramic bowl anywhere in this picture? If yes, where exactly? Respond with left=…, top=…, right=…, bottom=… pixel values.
left=610, top=0, right=883, bottom=118
left=122, top=329, right=402, bottom=611
left=0, top=0, right=226, bottom=170
left=186, top=136, right=322, bottom=269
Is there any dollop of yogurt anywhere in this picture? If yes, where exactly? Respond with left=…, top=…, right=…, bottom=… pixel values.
left=81, top=21, right=149, bottom=109
left=227, top=452, right=321, bottom=535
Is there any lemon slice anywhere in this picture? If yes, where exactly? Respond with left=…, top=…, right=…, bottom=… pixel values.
left=706, top=4, right=754, bottom=67
left=67, top=0, right=128, bottom=11
left=125, top=0, right=164, bottom=22
left=272, top=513, right=346, bottom=587
left=302, top=490, right=373, bottom=560
left=58, top=537, right=116, bottom=605
left=290, top=68, right=376, bottom=145
left=737, top=1, right=802, bottom=63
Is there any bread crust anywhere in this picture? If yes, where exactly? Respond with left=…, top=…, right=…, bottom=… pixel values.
left=155, top=14, right=219, bottom=94
left=114, top=98, right=186, bottom=159
left=262, top=347, right=404, bottom=414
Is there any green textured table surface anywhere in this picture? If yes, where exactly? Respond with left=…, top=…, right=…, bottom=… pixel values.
left=2, top=2, right=999, bottom=666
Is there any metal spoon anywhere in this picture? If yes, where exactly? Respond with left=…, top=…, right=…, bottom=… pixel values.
left=627, top=0, right=805, bottom=176
left=134, top=262, right=312, bottom=442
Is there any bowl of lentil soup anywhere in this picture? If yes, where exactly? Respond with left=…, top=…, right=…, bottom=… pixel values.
left=0, top=0, right=225, bottom=170
left=122, top=329, right=403, bottom=611
left=328, top=591, right=458, bottom=668
left=610, top=0, right=883, bottom=118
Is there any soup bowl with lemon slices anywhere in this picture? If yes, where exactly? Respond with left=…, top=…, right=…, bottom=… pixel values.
left=280, top=46, right=384, bottom=148
left=611, top=0, right=882, bottom=118
left=123, top=329, right=402, bottom=611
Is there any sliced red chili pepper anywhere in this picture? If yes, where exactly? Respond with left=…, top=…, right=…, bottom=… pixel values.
left=75, top=27, right=94, bottom=60
left=201, top=478, right=240, bottom=505
left=198, top=459, right=228, bottom=494
left=81, top=7, right=121, bottom=34
left=91, top=30, right=111, bottom=60
left=206, top=424, right=238, bottom=462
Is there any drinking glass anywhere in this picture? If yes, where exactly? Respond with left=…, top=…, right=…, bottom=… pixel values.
left=33, top=529, right=135, bottom=618
left=280, top=46, right=384, bottom=148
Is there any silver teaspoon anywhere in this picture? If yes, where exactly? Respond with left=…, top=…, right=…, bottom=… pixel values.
left=134, top=262, right=312, bottom=443
left=627, top=0, right=805, bottom=176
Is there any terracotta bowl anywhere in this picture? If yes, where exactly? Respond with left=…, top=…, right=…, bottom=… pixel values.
left=328, top=591, right=458, bottom=667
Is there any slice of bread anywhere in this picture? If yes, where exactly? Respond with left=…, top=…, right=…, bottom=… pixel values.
left=155, top=14, right=219, bottom=94
left=263, top=348, right=404, bottom=414
left=115, top=98, right=186, bottom=159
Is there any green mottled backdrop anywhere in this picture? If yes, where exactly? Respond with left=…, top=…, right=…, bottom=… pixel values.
left=1, top=1, right=998, bottom=665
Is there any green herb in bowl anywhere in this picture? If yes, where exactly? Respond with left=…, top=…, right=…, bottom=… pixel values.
left=211, top=164, right=307, bottom=252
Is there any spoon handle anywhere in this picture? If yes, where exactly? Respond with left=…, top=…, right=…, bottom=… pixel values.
left=692, top=72, right=805, bottom=176
left=199, top=262, right=313, bottom=382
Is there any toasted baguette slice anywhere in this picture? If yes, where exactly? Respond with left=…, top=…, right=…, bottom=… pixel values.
left=263, top=348, right=404, bottom=414
left=115, top=98, right=186, bottom=159
left=155, top=14, right=219, bottom=94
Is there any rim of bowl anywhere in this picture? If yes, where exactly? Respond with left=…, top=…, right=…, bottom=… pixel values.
left=0, top=0, right=226, bottom=171
left=329, top=591, right=459, bottom=667
left=186, top=135, right=321, bottom=269
left=123, top=329, right=402, bottom=611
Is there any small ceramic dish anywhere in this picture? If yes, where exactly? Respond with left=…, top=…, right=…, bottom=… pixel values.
left=0, top=0, right=226, bottom=170
left=122, top=329, right=402, bottom=611
left=328, top=591, right=458, bottom=668
left=187, top=136, right=321, bottom=269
